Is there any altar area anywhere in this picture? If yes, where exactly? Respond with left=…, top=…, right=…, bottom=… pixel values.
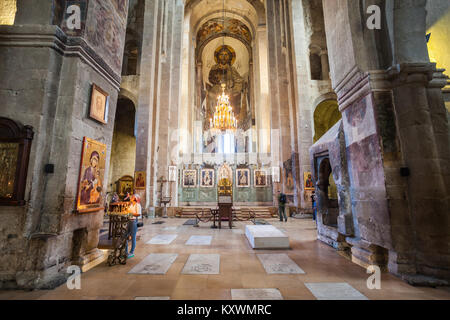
left=176, top=157, right=275, bottom=207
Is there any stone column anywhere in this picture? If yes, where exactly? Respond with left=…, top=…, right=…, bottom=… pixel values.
left=389, top=0, right=449, bottom=282
left=320, top=50, right=330, bottom=80
left=135, top=0, right=161, bottom=213
left=152, top=0, right=183, bottom=209
left=389, top=63, right=449, bottom=280
left=266, top=0, right=300, bottom=206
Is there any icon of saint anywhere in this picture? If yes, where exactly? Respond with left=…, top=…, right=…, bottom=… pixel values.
left=80, top=151, right=102, bottom=205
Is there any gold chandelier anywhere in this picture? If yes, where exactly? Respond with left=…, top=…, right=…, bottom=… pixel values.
left=210, top=83, right=237, bottom=133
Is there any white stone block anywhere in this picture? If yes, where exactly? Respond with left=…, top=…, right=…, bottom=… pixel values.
left=245, top=225, right=290, bottom=249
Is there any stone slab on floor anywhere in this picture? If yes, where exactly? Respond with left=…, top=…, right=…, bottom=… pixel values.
left=231, top=289, right=284, bottom=300
left=146, top=234, right=178, bottom=245
left=245, top=225, right=290, bottom=249
left=162, top=226, right=178, bottom=231
left=128, top=253, right=178, bottom=275
left=181, top=254, right=220, bottom=275
left=186, top=235, right=212, bottom=246
left=257, top=254, right=305, bottom=274
left=305, top=283, right=369, bottom=300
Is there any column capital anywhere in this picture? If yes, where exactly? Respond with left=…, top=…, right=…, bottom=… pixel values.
left=428, top=68, right=449, bottom=89
left=387, top=63, right=435, bottom=87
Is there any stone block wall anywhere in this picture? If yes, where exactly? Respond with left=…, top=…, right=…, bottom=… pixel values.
left=0, top=0, right=128, bottom=289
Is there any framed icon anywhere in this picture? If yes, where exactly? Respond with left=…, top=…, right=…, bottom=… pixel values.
left=304, top=172, right=315, bottom=190
left=254, top=169, right=267, bottom=187
left=200, top=169, right=215, bottom=188
left=76, top=137, right=107, bottom=213
left=134, top=171, right=146, bottom=190
left=236, top=168, right=250, bottom=188
left=89, top=84, right=109, bottom=124
left=182, top=170, right=197, bottom=188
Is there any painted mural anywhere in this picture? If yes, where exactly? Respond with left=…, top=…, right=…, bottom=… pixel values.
left=85, top=0, right=128, bottom=75
left=197, top=18, right=252, bottom=48
left=200, top=44, right=252, bottom=152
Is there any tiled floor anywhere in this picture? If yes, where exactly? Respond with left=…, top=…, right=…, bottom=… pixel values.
left=0, top=218, right=449, bottom=300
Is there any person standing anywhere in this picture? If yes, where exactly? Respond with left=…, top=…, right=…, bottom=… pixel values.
left=126, top=194, right=142, bottom=259
left=278, top=191, right=287, bottom=222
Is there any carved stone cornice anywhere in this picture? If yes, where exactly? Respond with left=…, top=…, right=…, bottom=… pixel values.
left=387, top=63, right=435, bottom=88
left=0, top=25, right=122, bottom=90
left=334, top=66, right=371, bottom=112
left=428, top=68, right=449, bottom=90
left=333, top=63, right=439, bottom=112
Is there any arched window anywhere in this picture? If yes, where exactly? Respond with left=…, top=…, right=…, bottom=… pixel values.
left=0, top=117, right=34, bottom=206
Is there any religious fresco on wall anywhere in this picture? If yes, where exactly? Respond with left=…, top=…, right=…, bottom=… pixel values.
left=111, top=0, right=128, bottom=19
left=199, top=44, right=252, bottom=152
left=197, top=18, right=252, bottom=48
left=85, top=0, right=128, bottom=75
left=60, top=0, right=88, bottom=36
left=284, top=157, right=295, bottom=195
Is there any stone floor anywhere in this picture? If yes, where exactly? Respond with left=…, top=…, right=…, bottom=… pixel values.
left=1, top=217, right=449, bottom=300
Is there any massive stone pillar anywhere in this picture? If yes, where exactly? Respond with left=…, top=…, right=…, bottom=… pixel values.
left=266, top=0, right=301, bottom=206
left=135, top=0, right=183, bottom=211
left=290, top=0, right=336, bottom=209
left=135, top=0, right=161, bottom=212
left=320, top=0, right=449, bottom=283
left=0, top=0, right=128, bottom=288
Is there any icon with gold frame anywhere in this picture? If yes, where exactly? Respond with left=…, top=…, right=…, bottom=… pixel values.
left=76, top=137, right=107, bottom=213
left=134, top=171, right=146, bottom=189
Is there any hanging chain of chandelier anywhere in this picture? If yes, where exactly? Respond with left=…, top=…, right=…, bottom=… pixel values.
left=209, top=0, right=237, bottom=134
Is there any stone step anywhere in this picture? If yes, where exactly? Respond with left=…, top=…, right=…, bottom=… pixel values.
left=175, top=207, right=277, bottom=219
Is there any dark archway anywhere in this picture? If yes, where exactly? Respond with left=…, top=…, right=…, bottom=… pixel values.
left=316, top=157, right=339, bottom=228
left=108, top=97, right=136, bottom=196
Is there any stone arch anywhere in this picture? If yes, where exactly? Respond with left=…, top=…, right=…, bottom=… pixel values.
left=196, top=33, right=252, bottom=63
left=118, top=89, right=138, bottom=108
left=185, top=0, right=265, bottom=25
left=313, top=99, right=341, bottom=142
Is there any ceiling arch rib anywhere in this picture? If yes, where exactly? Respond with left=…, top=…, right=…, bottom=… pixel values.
left=196, top=17, right=252, bottom=58
left=186, top=0, right=264, bottom=32
left=193, top=10, right=255, bottom=41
